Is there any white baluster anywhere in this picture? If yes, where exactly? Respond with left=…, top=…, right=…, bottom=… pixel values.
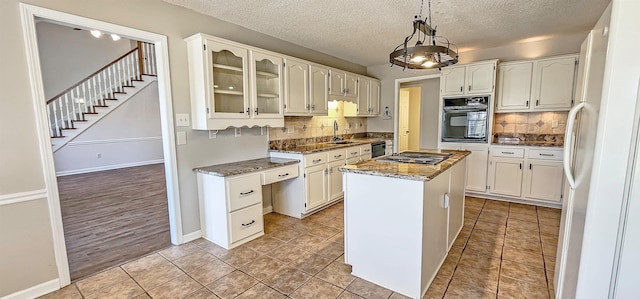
left=125, top=55, right=131, bottom=86
left=133, top=49, right=140, bottom=80
left=57, top=95, right=64, bottom=132
left=66, top=94, right=76, bottom=122
left=150, top=44, right=157, bottom=75
left=117, top=60, right=123, bottom=91
left=106, top=67, right=113, bottom=98
left=51, top=102, right=59, bottom=136
left=48, top=104, right=55, bottom=136
left=92, top=76, right=99, bottom=107
left=82, top=82, right=90, bottom=113
left=63, top=96, right=71, bottom=128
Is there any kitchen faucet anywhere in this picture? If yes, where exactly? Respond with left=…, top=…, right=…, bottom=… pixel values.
left=333, top=120, right=340, bottom=141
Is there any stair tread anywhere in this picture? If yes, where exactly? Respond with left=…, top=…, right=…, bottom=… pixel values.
left=51, top=136, right=66, bottom=138
left=93, top=105, right=109, bottom=108
left=114, top=91, right=127, bottom=94
left=61, top=127, right=77, bottom=130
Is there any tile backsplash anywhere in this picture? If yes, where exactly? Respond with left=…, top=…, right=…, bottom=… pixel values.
left=268, top=101, right=368, bottom=141
left=493, top=111, right=568, bottom=135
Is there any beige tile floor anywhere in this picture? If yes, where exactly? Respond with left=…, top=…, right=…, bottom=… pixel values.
left=41, top=197, right=560, bottom=299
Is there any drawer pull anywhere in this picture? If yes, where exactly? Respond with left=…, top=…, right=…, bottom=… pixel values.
left=241, top=220, right=256, bottom=227
left=502, top=151, right=515, bottom=154
left=239, top=190, right=254, bottom=196
left=277, top=173, right=289, bottom=178
left=334, top=154, right=343, bottom=158
left=539, top=153, right=554, bottom=157
left=312, top=159, right=322, bottom=163
left=351, top=152, right=358, bottom=156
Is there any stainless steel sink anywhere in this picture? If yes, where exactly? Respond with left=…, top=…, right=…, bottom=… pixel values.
left=329, top=140, right=356, bottom=144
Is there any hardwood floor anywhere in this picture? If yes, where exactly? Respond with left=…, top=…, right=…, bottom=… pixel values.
left=57, top=163, right=171, bottom=280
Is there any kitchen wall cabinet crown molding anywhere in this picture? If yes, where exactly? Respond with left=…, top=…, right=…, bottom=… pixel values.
left=440, top=60, right=498, bottom=97
left=496, top=54, right=578, bottom=113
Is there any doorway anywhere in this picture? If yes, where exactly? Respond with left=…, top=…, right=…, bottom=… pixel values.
left=21, top=4, right=182, bottom=286
left=396, top=76, right=441, bottom=152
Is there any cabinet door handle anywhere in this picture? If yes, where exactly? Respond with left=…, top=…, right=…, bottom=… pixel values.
left=529, top=163, right=532, bottom=170
left=526, top=100, right=529, bottom=107
left=539, top=153, right=554, bottom=157
left=468, top=85, right=471, bottom=91
left=240, top=190, right=254, bottom=196
left=502, top=151, right=515, bottom=154
left=313, top=159, right=322, bottom=163
left=334, top=154, right=343, bottom=158
left=536, top=100, right=540, bottom=106
left=277, top=173, right=289, bottom=178
left=460, top=86, right=463, bottom=92
left=311, top=104, right=316, bottom=110
left=306, top=104, right=310, bottom=110
left=246, top=108, right=250, bottom=115
left=519, top=163, right=522, bottom=170
left=255, top=107, right=259, bottom=115
left=241, top=220, right=256, bottom=227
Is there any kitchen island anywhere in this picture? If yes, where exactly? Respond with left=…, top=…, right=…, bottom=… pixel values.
left=339, top=150, right=469, bottom=299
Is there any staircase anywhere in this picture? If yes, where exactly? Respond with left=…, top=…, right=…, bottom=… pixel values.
left=48, top=42, right=157, bottom=152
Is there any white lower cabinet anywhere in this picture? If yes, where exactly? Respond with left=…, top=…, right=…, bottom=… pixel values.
left=196, top=172, right=264, bottom=249
left=270, top=144, right=370, bottom=218
left=488, top=158, right=524, bottom=197
left=448, top=158, right=466, bottom=250
left=487, top=146, right=564, bottom=205
left=439, top=143, right=489, bottom=193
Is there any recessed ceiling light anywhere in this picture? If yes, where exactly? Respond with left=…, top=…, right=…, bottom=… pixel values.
left=110, top=34, right=121, bottom=41
left=90, top=30, right=102, bottom=38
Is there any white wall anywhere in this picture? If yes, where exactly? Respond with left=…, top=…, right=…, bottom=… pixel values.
left=36, top=21, right=133, bottom=99
left=366, top=32, right=587, bottom=132
left=53, top=81, right=163, bottom=175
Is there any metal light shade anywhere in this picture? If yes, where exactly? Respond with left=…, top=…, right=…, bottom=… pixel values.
left=389, top=16, right=459, bottom=70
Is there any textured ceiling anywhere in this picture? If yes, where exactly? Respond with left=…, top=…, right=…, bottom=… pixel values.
left=164, top=0, right=609, bottom=67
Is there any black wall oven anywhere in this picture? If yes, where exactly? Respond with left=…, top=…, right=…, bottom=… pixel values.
left=441, top=96, right=489, bottom=143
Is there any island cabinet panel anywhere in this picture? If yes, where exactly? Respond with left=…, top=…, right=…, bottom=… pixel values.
left=343, top=161, right=464, bottom=299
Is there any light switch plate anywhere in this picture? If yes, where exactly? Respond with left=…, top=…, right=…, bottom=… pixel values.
left=175, top=113, right=190, bottom=127
left=552, top=120, right=559, bottom=128
left=177, top=131, right=187, bottom=145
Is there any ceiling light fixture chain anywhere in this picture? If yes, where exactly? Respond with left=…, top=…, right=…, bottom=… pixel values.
left=389, top=0, right=458, bottom=70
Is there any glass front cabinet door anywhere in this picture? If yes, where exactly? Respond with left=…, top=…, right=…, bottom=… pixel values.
left=207, top=41, right=250, bottom=118
left=251, top=51, right=283, bottom=119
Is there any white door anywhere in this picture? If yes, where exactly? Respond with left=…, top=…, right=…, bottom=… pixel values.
left=345, top=74, right=358, bottom=98
left=357, top=78, right=370, bottom=115
left=309, top=65, right=329, bottom=115
left=399, top=90, right=410, bottom=152
left=440, top=67, right=465, bottom=96
left=523, top=160, right=564, bottom=202
left=466, top=63, right=495, bottom=94
left=327, top=160, right=344, bottom=202
left=329, top=69, right=345, bottom=96
left=461, top=145, right=489, bottom=193
left=305, top=164, right=327, bottom=211
left=532, top=57, right=577, bottom=110
left=497, top=62, right=533, bottom=111
left=284, top=58, right=309, bottom=115
left=369, top=79, right=381, bottom=115
left=488, top=158, right=523, bottom=197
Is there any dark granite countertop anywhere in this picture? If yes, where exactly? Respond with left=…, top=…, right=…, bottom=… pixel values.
left=269, top=141, right=369, bottom=154
left=339, top=150, right=471, bottom=181
left=193, top=157, right=299, bottom=177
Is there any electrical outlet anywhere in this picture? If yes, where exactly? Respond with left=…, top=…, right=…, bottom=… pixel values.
left=177, top=131, right=187, bottom=145
left=552, top=120, right=559, bottom=128
left=235, top=128, right=242, bottom=137
left=96, top=153, right=102, bottom=159
left=287, top=127, right=294, bottom=134
left=175, top=113, right=190, bottom=127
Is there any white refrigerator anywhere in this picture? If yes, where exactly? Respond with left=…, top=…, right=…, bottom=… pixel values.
left=554, top=4, right=611, bottom=299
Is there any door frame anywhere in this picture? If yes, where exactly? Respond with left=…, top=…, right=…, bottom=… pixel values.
left=19, top=4, right=183, bottom=286
left=393, top=74, right=440, bottom=153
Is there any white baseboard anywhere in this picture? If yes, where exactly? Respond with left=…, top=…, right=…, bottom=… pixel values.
left=466, top=191, right=562, bottom=209
left=56, top=159, right=164, bottom=176
left=263, top=206, right=273, bottom=215
left=0, top=189, right=47, bottom=206
left=1, top=278, right=60, bottom=299
left=182, top=230, right=202, bottom=243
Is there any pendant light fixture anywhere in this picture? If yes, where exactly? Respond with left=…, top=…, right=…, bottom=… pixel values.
left=389, top=0, right=458, bottom=70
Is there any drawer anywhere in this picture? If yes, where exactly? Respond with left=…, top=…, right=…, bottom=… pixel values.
left=346, top=156, right=360, bottom=165
left=361, top=153, right=372, bottom=161
left=346, top=146, right=360, bottom=158
left=262, top=164, right=299, bottom=185
left=491, top=147, right=525, bottom=158
left=304, top=152, right=326, bottom=167
left=528, top=148, right=563, bottom=161
left=226, top=173, right=262, bottom=212
left=326, top=149, right=346, bottom=162
left=229, top=203, right=263, bottom=243
left=360, top=144, right=372, bottom=155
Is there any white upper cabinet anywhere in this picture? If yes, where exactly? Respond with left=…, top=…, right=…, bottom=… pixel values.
left=329, top=70, right=346, bottom=97
left=496, top=62, right=533, bottom=111
left=441, top=61, right=497, bottom=96
left=369, top=79, right=381, bottom=115
left=345, top=77, right=381, bottom=117
left=345, top=74, right=358, bottom=98
left=309, top=64, right=329, bottom=115
left=186, top=33, right=284, bottom=129
left=496, top=55, right=577, bottom=112
left=283, top=58, right=310, bottom=115
left=251, top=51, right=283, bottom=118
left=531, top=56, right=577, bottom=110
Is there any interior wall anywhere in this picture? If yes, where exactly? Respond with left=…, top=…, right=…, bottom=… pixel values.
left=418, top=78, right=440, bottom=149
left=407, top=87, right=421, bottom=151
left=36, top=21, right=134, bottom=99
left=53, top=81, right=163, bottom=175
left=366, top=32, right=587, bottom=133
left=0, top=0, right=368, bottom=296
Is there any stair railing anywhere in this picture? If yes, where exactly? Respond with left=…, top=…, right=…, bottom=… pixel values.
left=46, top=42, right=156, bottom=138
